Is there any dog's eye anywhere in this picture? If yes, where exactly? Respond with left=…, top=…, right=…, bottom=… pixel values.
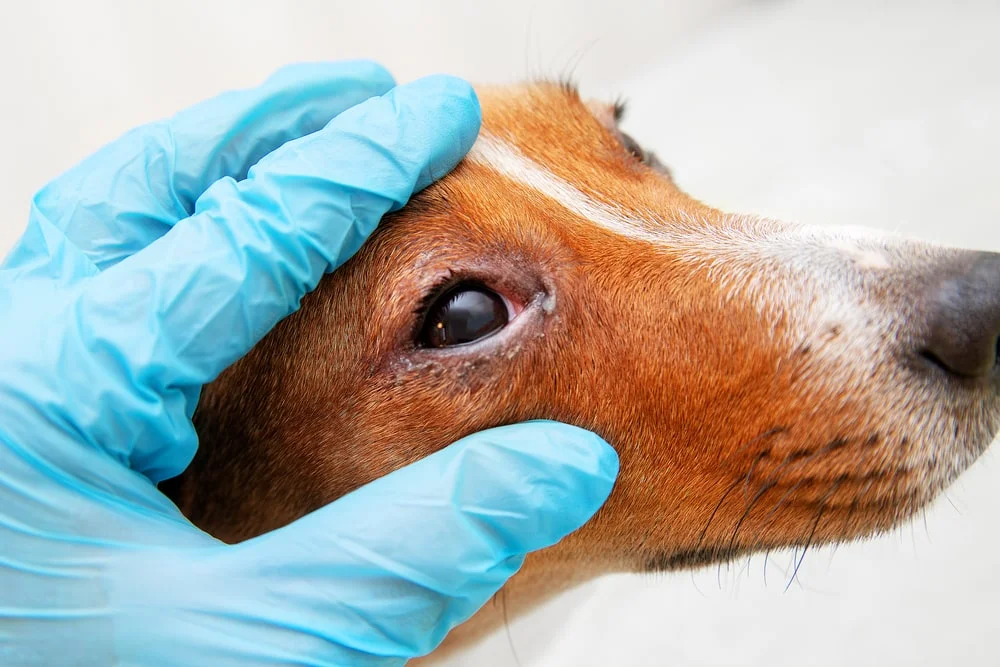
left=420, top=284, right=509, bottom=348
left=619, top=131, right=671, bottom=178
left=620, top=131, right=647, bottom=161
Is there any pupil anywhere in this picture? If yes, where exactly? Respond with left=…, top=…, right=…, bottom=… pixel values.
left=423, top=287, right=508, bottom=347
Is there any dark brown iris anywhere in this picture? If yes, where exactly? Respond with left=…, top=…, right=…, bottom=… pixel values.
left=420, top=285, right=508, bottom=348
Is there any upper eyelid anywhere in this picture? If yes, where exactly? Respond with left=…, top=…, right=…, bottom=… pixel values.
left=589, top=97, right=671, bottom=173
left=598, top=99, right=644, bottom=159
left=412, top=271, right=459, bottom=317
left=613, top=126, right=672, bottom=178
left=618, top=131, right=645, bottom=158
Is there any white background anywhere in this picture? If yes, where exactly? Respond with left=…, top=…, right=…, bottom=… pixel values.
left=1, top=1, right=998, bottom=665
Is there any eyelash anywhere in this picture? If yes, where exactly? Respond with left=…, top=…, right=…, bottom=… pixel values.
left=413, top=271, right=459, bottom=319
left=613, top=96, right=628, bottom=123
left=619, top=132, right=647, bottom=162
left=413, top=274, right=506, bottom=341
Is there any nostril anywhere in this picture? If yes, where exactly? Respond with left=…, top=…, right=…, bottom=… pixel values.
left=917, top=251, right=1000, bottom=380
left=919, top=349, right=949, bottom=374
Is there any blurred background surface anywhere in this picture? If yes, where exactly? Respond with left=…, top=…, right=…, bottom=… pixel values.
left=2, top=1, right=998, bottom=665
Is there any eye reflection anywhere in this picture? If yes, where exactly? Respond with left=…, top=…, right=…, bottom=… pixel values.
left=419, top=285, right=509, bottom=348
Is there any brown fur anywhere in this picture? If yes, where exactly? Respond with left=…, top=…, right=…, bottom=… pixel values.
left=162, top=82, right=999, bottom=660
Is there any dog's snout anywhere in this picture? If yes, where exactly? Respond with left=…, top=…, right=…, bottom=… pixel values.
left=919, top=251, right=1000, bottom=379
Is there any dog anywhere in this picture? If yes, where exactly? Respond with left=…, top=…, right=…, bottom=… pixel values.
left=161, top=80, right=1000, bottom=661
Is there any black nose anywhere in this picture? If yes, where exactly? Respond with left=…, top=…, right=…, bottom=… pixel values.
left=921, top=252, right=1000, bottom=379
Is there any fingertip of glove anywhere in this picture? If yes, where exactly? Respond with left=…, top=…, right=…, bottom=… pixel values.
left=517, top=420, right=619, bottom=467
left=473, top=421, right=618, bottom=545
left=404, top=74, right=482, bottom=119
left=535, top=421, right=620, bottom=497
left=387, top=75, right=482, bottom=148
left=465, top=421, right=620, bottom=498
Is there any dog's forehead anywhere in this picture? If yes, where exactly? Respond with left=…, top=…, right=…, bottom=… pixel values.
left=475, top=84, right=617, bottom=157
left=472, top=83, right=636, bottom=188
left=457, top=83, right=714, bottom=245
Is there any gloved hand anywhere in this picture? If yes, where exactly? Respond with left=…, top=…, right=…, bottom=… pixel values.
left=0, top=61, right=619, bottom=666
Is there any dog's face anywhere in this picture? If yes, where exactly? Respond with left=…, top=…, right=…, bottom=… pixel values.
left=173, top=83, right=1000, bottom=576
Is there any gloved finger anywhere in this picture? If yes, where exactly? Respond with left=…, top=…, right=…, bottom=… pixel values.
left=72, top=74, right=480, bottom=481
left=213, top=422, right=620, bottom=663
left=5, top=61, right=395, bottom=274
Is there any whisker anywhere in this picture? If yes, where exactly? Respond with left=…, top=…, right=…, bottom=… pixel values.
left=726, top=479, right=777, bottom=558
left=734, top=426, right=787, bottom=458
left=722, top=453, right=806, bottom=589
left=695, top=476, right=744, bottom=555
left=758, top=437, right=853, bottom=538
left=559, top=38, right=600, bottom=88
left=767, top=551, right=794, bottom=581
left=759, top=477, right=808, bottom=536
left=501, top=586, right=522, bottom=667
left=785, top=547, right=803, bottom=593
left=784, top=478, right=843, bottom=593
left=836, top=437, right=878, bottom=540
left=690, top=570, right=707, bottom=598
left=736, top=554, right=753, bottom=581
left=943, top=492, right=961, bottom=514
left=743, top=451, right=770, bottom=503
left=693, top=427, right=787, bottom=564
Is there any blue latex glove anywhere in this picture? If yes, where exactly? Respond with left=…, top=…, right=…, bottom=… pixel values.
left=0, top=61, right=619, bottom=666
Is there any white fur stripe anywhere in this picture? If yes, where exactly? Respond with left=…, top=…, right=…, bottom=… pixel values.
left=467, top=133, right=666, bottom=244
left=466, top=133, right=895, bottom=274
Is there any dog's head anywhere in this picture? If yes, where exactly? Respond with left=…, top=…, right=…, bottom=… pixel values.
left=168, top=82, right=1000, bottom=574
